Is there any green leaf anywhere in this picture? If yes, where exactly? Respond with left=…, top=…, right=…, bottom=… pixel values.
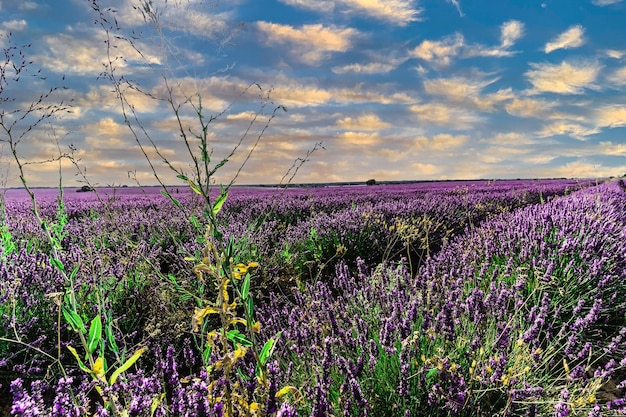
left=187, top=179, right=203, bottom=195
left=176, top=174, right=189, bottom=182
left=87, top=315, right=102, bottom=355
left=426, top=368, right=438, bottom=384
left=259, top=340, right=274, bottom=366
left=202, top=342, right=212, bottom=365
left=241, top=274, right=250, bottom=300
left=50, top=257, right=65, bottom=272
left=62, top=305, right=85, bottom=334
left=226, top=329, right=254, bottom=347
left=67, top=345, right=90, bottom=373
left=69, top=264, right=79, bottom=281
left=160, top=190, right=183, bottom=209
left=212, top=188, right=229, bottom=217
left=109, top=347, right=146, bottom=385
left=104, top=320, right=119, bottom=354
left=189, top=214, right=200, bottom=229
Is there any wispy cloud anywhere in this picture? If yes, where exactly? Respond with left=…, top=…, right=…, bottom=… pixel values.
left=598, top=141, right=626, bottom=156
left=596, top=105, right=626, bottom=128
left=592, top=0, right=623, bottom=6
left=256, top=22, right=357, bottom=65
left=500, top=20, right=525, bottom=48
left=342, top=0, right=422, bottom=26
left=414, top=20, right=524, bottom=64
left=1, top=19, right=27, bottom=31
left=279, top=0, right=422, bottom=26
left=607, top=66, right=626, bottom=86
left=446, top=0, right=464, bottom=16
left=410, top=33, right=464, bottom=66
left=525, top=60, right=601, bottom=94
left=414, top=133, right=468, bottom=151
left=544, top=25, right=585, bottom=53
left=336, top=113, right=391, bottom=130
left=332, top=61, right=397, bottom=74
left=410, top=103, right=481, bottom=129
left=505, top=98, right=556, bottom=118
left=537, top=121, right=599, bottom=139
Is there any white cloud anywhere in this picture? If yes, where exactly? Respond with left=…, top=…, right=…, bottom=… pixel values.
left=505, top=98, right=556, bottom=118
left=114, top=0, right=232, bottom=40
left=19, top=1, right=37, bottom=10
left=278, top=0, right=336, bottom=13
left=537, top=121, right=599, bottom=139
left=332, top=61, right=397, bottom=74
left=278, top=0, right=421, bottom=25
left=595, top=105, right=626, bottom=128
left=607, top=66, right=626, bottom=86
left=411, top=33, right=464, bottom=66
left=592, top=0, right=623, bottom=6
left=338, top=131, right=381, bottom=146
left=410, top=103, right=480, bottom=128
left=414, top=133, right=468, bottom=151
left=256, top=22, right=358, bottom=65
left=342, top=0, right=422, bottom=26
left=1, top=19, right=27, bottom=31
left=605, top=49, right=625, bottom=59
left=544, top=25, right=585, bottom=53
left=36, top=31, right=161, bottom=76
left=525, top=61, right=601, bottom=94
left=337, top=113, right=391, bottom=130
left=447, top=0, right=464, bottom=16
left=598, top=141, right=626, bottom=156
left=500, top=20, right=525, bottom=48
left=423, top=76, right=513, bottom=111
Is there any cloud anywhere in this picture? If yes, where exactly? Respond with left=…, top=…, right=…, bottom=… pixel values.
left=332, top=54, right=407, bottom=74
left=592, top=0, right=623, bottom=5
left=35, top=30, right=161, bottom=76
left=525, top=60, right=601, bottom=94
left=266, top=74, right=415, bottom=107
left=607, top=66, right=626, bottom=86
left=549, top=160, right=621, bottom=179
left=544, top=25, right=585, bottom=53
left=414, top=133, right=468, bottom=151
left=342, top=0, right=422, bottom=26
left=423, top=76, right=513, bottom=111
left=113, top=0, right=232, bottom=40
left=500, top=20, right=525, bottom=48
left=415, top=20, right=523, bottom=61
left=595, top=105, right=626, bottom=128
left=410, top=103, right=480, bottom=128
left=605, top=49, right=625, bottom=59
left=537, top=121, right=599, bottom=139
left=256, top=22, right=358, bottom=65
left=505, top=98, right=556, bottom=118
left=19, top=1, right=37, bottom=10
left=447, top=0, right=464, bottom=16
left=338, top=131, right=382, bottom=146
left=598, top=141, right=626, bottom=156
left=1, top=19, right=27, bottom=31
left=411, top=33, right=464, bottom=66
left=337, top=113, right=391, bottom=130
left=423, top=76, right=492, bottom=100
left=280, top=0, right=422, bottom=25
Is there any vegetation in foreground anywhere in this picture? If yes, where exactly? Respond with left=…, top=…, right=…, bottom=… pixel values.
left=1, top=178, right=625, bottom=416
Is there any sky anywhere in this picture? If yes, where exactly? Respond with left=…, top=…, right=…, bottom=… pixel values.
left=1, top=0, right=625, bottom=187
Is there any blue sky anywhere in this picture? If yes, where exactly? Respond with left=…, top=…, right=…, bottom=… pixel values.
left=1, top=0, right=625, bottom=187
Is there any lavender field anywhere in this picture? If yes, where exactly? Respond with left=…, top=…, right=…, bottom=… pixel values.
left=1, top=178, right=625, bottom=416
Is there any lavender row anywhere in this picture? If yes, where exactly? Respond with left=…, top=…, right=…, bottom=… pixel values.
left=259, top=180, right=626, bottom=416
